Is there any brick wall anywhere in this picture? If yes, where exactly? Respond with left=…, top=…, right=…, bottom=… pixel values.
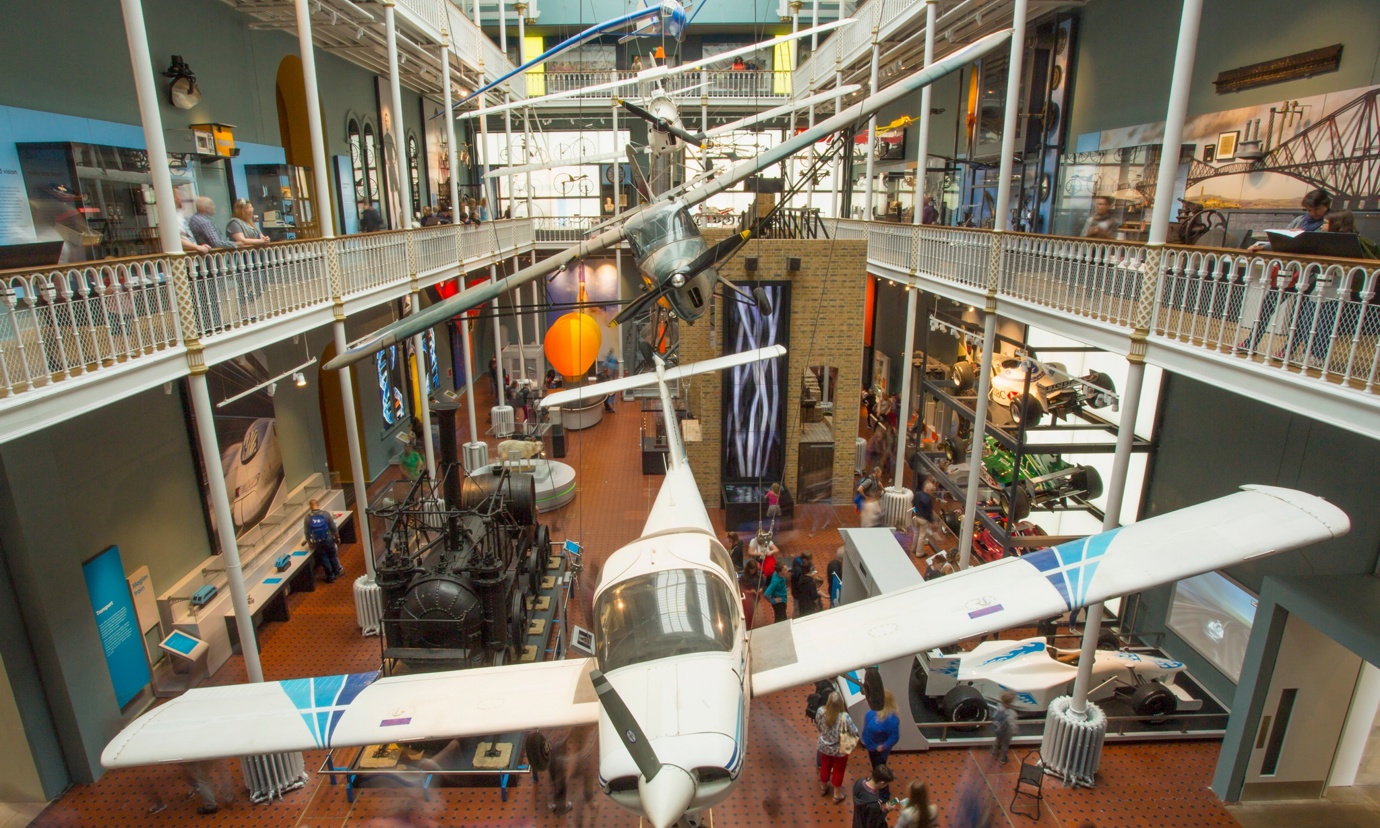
left=681, top=233, right=866, bottom=507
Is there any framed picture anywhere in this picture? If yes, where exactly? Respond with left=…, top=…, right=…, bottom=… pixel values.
left=1216, top=131, right=1239, bottom=161
left=1202, top=144, right=1216, bottom=163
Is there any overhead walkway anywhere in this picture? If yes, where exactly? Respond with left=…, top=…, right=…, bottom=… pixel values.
left=849, top=218, right=1380, bottom=441
left=2, top=216, right=1376, bottom=445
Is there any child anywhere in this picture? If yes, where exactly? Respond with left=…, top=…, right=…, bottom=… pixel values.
left=766, top=482, right=782, bottom=528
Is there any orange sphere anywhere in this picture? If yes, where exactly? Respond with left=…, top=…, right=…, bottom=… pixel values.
left=543, top=312, right=602, bottom=377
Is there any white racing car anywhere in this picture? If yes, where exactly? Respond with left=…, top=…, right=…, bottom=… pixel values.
left=917, top=637, right=1201, bottom=722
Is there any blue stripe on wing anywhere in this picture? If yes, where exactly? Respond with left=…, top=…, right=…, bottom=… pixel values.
left=1019, top=528, right=1122, bottom=611
left=279, top=672, right=381, bottom=749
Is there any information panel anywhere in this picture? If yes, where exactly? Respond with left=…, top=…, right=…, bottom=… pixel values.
left=82, top=546, right=151, bottom=708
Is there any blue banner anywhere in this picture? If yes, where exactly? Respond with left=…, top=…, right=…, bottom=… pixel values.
left=83, top=546, right=151, bottom=708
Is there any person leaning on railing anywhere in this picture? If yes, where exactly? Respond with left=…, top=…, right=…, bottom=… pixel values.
left=226, top=199, right=269, bottom=247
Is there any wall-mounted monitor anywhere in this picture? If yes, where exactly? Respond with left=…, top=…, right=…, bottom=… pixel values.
left=1167, top=571, right=1258, bottom=682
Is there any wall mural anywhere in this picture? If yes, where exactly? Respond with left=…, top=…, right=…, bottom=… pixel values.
left=722, top=282, right=789, bottom=482
left=188, top=351, right=286, bottom=547
left=376, top=345, right=408, bottom=429
left=1095, top=83, right=1380, bottom=207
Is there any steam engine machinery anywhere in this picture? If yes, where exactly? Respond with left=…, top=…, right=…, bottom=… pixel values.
left=369, top=404, right=555, bottom=674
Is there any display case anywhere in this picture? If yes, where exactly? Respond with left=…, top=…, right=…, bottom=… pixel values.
left=16, top=141, right=197, bottom=261
left=244, top=164, right=320, bottom=240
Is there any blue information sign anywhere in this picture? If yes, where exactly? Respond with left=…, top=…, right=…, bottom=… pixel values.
left=82, top=546, right=151, bottom=708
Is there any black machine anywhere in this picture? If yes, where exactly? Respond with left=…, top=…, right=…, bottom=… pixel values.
left=370, top=404, right=551, bottom=673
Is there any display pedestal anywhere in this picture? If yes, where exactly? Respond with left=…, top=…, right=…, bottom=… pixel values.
left=474, top=460, right=576, bottom=512
left=1040, top=696, right=1106, bottom=787
left=491, top=405, right=515, bottom=438
left=883, top=487, right=913, bottom=530
left=463, top=441, right=489, bottom=473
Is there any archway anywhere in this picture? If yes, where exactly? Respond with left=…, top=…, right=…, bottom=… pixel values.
left=318, top=341, right=367, bottom=485
left=275, top=55, right=336, bottom=234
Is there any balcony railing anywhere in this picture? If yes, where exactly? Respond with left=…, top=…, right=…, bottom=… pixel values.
left=531, top=70, right=792, bottom=102
left=2, top=215, right=1376, bottom=438
left=861, top=221, right=1380, bottom=400
left=0, top=220, right=532, bottom=400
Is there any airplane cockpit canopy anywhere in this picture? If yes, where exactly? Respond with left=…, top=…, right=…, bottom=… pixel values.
left=595, top=567, right=737, bottom=672
left=626, top=204, right=699, bottom=261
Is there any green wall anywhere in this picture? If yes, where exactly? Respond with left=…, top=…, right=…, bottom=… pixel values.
left=0, top=387, right=214, bottom=787
left=1131, top=374, right=1380, bottom=702
left=1068, top=0, right=1380, bottom=143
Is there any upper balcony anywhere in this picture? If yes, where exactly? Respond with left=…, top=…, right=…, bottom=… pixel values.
left=522, top=69, right=794, bottom=109
left=220, top=0, right=521, bottom=101
left=0, top=220, right=533, bottom=443
left=2, top=217, right=1376, bottom=449
left=793, top=0, right=1084, bottom=95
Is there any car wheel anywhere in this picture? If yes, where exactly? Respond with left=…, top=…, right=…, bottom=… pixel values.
left=1010, top=393, right=1044, bottom=427
left=1086, top=371, right=1116, bottom=408
left=943, top=685, right=990, bottom=723
left=1131, top=681, right=1178, bottom=718
left=944, top=437, right=969, bottom=465
left=1097, top=629, right=1120, bottom=650
left=942, top=510, right=964, bottom=536
left=1000, top=484, right=1032, bottom=521
left=951, top=360, right=977, bottom=393
left=1070, top=465, right=1104, bottom=501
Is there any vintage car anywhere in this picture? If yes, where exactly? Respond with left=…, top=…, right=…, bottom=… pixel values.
left=917, top=637, right=1202, bottom=722
left=970, top=518, right=1047, bottom=563
left=951, top=356, right=1116, bottom=426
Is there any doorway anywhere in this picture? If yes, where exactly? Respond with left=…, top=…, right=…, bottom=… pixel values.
left=1241, top=613, right=1364, bottom=801
left=318, top=341, right=366, bottom=485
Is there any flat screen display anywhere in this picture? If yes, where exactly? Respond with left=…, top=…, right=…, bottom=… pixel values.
left=162, top=630, right=203, bottom=656
left=1167, top=571, right=1258, bottom=682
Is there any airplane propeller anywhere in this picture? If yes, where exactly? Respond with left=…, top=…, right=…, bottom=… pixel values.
left=618, top=98, right=706, bottom=148
left=590, top=669, right=697, bottom=828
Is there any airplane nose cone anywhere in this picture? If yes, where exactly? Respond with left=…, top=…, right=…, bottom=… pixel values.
left=638, top=764, right=696, bottom=828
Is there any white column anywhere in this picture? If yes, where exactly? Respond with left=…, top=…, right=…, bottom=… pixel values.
left=911, top=0, right=938, bottom=227
left=410, top=294, right=437, bottom=479
left=810, top=0, right=820, bottom=52
left=503, top=100, right=516, bottom=218
left=122, top=0, right=264, bottom=677
left=891, top=285, right=919, bottom=487
left=958, top=312, right=996, bottom=570
left=514, top=251, right=527, bottom=382
left=459, top=305, right=483, bottom=448
left=118, top=0, right=181, bottom=255
left=333, top=320, right=378, bottom=580
left=384, top=1, right=413, bottom=229
left=1071, top=0, right=1202, bottom=718
left=806, top=90, right=816, bottom=213
left=295, top=0, right=335, bottom=238
left=491, top=262, right=507, bottom=408
left=441, top=34, right=461, bottom=217
left=497, top=0, right=508, bottom=56
left=788, top=7, right=801, bottom=210
left=862, top=15, right=881, bottom=222
left=1146, top=0, right=1204, bottom=245
left=495, top=0, right=510, bottom=219
left=991, top=0, right=1028, bottom=232
left=832, top=65, right=843, bottom=217
left=188, top=374, right=265, bottom=682
left=523, top=112, right=534, bottom=216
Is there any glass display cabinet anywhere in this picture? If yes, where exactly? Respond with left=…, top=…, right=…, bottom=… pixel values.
left=16, top=142, right=197, bottom=260
left=244, top=164, right=320, bottom=240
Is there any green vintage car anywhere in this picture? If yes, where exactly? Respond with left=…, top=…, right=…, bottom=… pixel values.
left=979, top=436, right=1103, bottom=519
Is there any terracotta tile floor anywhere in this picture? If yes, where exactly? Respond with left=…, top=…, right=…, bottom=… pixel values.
left=32, top=383, right=1251, bottom=828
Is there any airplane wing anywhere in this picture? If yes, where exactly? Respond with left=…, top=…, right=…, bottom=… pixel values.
left=704, top=87, right=862, bottom=139
left=456, top=21, right=853, bottom=121
left=322, top=224, right=628, bottom=371
left=103, top=657, right=599, bottom=768
left=748, top=485, right=1348, bottom=696
left=540, top=345, right=786, bottom=408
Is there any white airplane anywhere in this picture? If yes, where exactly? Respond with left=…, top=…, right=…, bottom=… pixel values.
left=103, top=347, right=1350, bottom=828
